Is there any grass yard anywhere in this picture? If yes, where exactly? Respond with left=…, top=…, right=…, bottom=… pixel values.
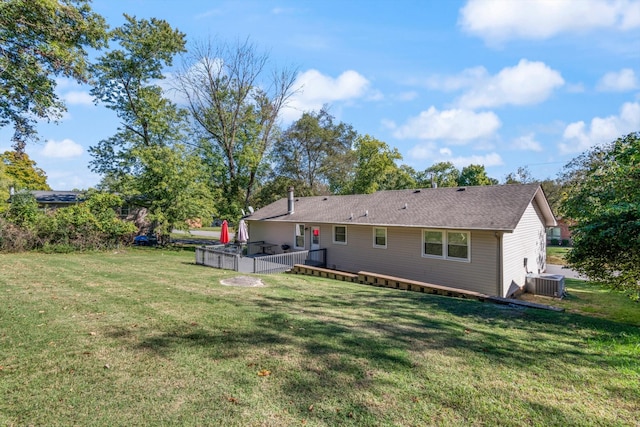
left=547, top=246, right=571, bottom=265
left=1, top=249, right=638, bottom=426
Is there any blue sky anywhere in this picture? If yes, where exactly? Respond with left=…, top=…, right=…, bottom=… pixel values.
left=2, top=0, right=639, bottom=190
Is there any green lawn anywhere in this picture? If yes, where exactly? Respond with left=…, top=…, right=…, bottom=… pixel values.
left=547, top=246, right=571, bottom=265
left=1, top=249, right=638, bottom=426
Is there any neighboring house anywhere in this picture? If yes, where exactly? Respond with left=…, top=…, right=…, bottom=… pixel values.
left=246, top=184, right=556, bottom=297
left=546, top=217, right=573, bottom=245
left=19, top=190, right=149, bottom=232
left=30, top=190, right=85, bottom=210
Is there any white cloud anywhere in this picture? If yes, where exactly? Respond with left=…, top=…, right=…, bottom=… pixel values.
left=281, top=69, right=371, bottom=122
left=447, top=152, right=504, bottom=168
left=511, top=133, right=543, bottom=152
left=456, top=60, right=564, bottom=109
left=62, top=91, right=94, bottom=106
left=408, top=143, right=503, bottom=168
left=425, top=66, right=487, bottom=91
left=393, top=106, right=501, bottom=143
left=41, top=139, right=84, bottom=159
left=459, top=0, right=640, bottom=44
left=559, top=102, right=640, bottom=153
left=395, top=91, right=419, bottom=101
left=596, top=68, right=639, bottom=92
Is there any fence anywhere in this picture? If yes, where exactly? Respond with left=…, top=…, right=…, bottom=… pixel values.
left=195, top=245, right=240, bottom=271
left=196, top=245, right=326, bottom=275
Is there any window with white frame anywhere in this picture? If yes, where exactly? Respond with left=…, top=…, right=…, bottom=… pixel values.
left=295, top=224, right=305, bottom=248
left=333, top=225, right=347, bottom=244
left=447, top=231, right=469, bottom=260
left=373, top=227, right=387, bottom=248
left=423, top=230, right=444, bottom=257
left=422, top=229, right=470, bottom=261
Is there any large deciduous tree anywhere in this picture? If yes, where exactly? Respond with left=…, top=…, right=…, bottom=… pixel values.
left=346, top=135, right=405, bottom=194
left=1, top=151, right=51, bottom=190
left=417, top=161, right=461, bottom=188
left=458, top=164, right=498, bottom=186
left=174, top=38, right=297, bottom=219
left=89, top=15, right=216, bottom=240
left=272, top=107, right=357, bottom=196
left=0, top=0, right=107, bottom=150
left=560, top=132, right=640, bottom=300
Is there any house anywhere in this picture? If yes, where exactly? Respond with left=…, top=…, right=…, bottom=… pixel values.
left=546, top=217, right=573, bottom=245
left=30, top=190, right=85, bottom=210
left=245, top=184, right=557, bottom=297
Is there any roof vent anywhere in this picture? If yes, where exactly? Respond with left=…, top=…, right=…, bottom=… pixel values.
left=413, top=189, right=421, bottom=193
left=403, top=203, right=408, bottom=209
left=457, top=187, right=466, bottom=192
left=323, top=197, right=328, bottom=201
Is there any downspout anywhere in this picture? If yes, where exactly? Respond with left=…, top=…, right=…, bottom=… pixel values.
left=495, top=232, right=503, bottom=297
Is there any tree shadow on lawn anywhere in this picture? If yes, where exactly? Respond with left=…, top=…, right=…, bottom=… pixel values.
left=121, top=286, right=638, bottom=423
left=251, top=288, right=640, bottom=372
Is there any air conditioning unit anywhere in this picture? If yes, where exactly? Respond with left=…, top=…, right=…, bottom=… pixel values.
left=526, top=274, right=565, bottom=298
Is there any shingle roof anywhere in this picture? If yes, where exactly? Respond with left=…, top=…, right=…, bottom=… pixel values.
left=247, top=184, right=555, bottom=231
left=30, top=191, right=84, bottom=204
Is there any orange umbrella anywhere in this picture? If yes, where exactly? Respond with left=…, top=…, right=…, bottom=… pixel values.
left=220, top=220, right=230, bottom=244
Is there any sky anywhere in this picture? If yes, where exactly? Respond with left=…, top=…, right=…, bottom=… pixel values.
left=2, top=0, right=639, bottom=190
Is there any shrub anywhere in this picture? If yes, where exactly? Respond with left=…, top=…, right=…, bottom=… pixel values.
left=550, top=238, right=560, bottom=246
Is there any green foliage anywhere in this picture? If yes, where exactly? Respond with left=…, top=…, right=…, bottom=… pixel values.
left=418, top=161, right=460, bottom=188
left=89, top=16, right=215, bottom=236
left=175, top=38, right=297, bottom=218
left=561, top=132, right=640, bottom=300
left=273, top=107, right=357, bottom=195
left=347, top=134, right=404, bottom=194
left=0, top=161, right=9, bottom=213
left=458, top=164, right=498, bottom=186
left=504, top=166, right=535, bottom=184
left=0, top=0, right=107, bottom=148
left=1, top=191, right=136, bottom=252
left=1, top=150, right=51, bottom=190
left=6, top=191, right=39, bottom=227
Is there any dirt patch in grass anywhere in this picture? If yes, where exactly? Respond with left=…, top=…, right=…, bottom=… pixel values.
left=220, top=276, right=265, bottom=287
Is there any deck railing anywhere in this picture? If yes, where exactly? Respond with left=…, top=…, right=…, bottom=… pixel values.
left=196, top=245, right=327, bottom=274
left=195, top=245, right=239, bottom=271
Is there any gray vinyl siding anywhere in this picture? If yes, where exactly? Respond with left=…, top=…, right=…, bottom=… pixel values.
left=501, top=201, right=547, bottom=296
left=248, top=221, right=501, bottom=295
left=332, top=226, right=498, bottom=295
left=248, top=221, right=301, bottom=250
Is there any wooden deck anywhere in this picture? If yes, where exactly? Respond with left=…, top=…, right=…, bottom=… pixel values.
left=289, top=265, right=564, bottom=311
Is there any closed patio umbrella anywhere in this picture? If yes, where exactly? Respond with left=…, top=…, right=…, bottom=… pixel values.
left=237, top=219, right=249, bottom=243
left=220, top=220, right=230, bottom=244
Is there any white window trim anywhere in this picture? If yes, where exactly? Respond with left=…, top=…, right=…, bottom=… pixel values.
left=373, top=227, right=387, bottom=249
left=422, top=229, right=445, bottom=259
left=332, top=225, right=347, bottom=245
left=294, top=223, right=305, bottom=249
left=422, top=229, right=471, bottom=263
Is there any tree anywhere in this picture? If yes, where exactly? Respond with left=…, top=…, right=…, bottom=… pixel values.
left=417, top=161, right=460, bottom=188
left=0, top=0, right=107, bottom=150
left=1, top=151, right=51, bottom=190
left=347, top=135, right=404, bottom=194
left=458, top=164, right=498, bottom=186
left=272, top=107, right=357, bottom=195
left=175, top=38, right=297, bottom=218
left=560, top=132, right=640, bottom=300
left=504, top=166, right=535, bottom=184
left=89, top=15, right=216, bottom=239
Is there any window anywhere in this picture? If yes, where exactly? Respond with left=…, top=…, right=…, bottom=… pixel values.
left=295, top=224, right=305, bottom=249
left=423, top=230, right=443, bottom=257
left=373, top=227, right=387, bottom=248
left=422, top=229, right=470, bottom=262
left=447, top=231, right=469, bottom=260
left=333, top=225, right=347, bottom=244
